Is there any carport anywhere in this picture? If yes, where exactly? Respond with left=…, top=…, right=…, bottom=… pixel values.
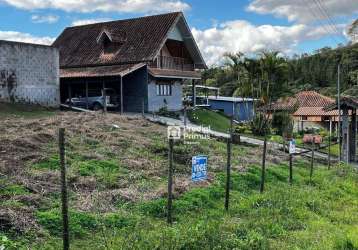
left=59, top=63, right=148, bottom=114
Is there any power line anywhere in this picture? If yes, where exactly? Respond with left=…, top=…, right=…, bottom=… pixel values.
left=314, top=0, right=339, bottom=34
left=313, top=0, right=346, bottom=43
left=304, top=0, right=341, bottom=45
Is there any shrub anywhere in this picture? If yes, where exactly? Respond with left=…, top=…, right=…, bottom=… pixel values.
left=156, top=107, right=180, bottom=119
left=250, top=113, right=271, bottom=136
left=271, top=111, right=293, bottom=137
left=234, top=122, right=251, bottom=134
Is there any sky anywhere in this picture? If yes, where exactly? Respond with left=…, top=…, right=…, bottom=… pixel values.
left=0, top=0, right=357, bottom=65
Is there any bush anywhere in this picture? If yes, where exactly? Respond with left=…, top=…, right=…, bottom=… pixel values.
left=156, top=107, right=180, bottom=119
left=271, top=111, right=293, bottom=137
left=234, top=122, right=251, bottom=134
left=250, top=113, right=271, bottom=136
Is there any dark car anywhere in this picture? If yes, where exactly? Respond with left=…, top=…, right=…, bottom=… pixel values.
left=66, top=88, right=119, bottom=111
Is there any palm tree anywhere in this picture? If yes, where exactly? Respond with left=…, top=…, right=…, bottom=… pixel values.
left=259, top=51, right=288, bottom=104
left=223, top=52, right=245, bottom=83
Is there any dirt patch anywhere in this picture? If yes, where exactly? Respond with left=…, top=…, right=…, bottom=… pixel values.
left=0, top=111, right=291, bottom=235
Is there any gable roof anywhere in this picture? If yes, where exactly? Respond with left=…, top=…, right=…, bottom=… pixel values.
left=295, top=91, right=334, bottom=107
left=260, top=91, right=336, bottom=115
left=53, top=12, right=206, bottom=69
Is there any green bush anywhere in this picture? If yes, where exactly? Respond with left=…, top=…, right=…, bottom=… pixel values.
left=250, top=113, right=271, bottom=136
left=156, top=106, right=180, bottom=119
left=234, top=122, right=251, bottom=134
left=271, top=111, right=293, bottom=137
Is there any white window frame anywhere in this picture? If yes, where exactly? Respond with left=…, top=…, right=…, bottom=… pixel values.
left=156, top=84, right=172, bottom=96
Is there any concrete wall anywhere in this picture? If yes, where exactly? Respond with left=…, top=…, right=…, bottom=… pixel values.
left=0, top=40, right=59, bottom=107
left=148, top=78, right=182, bottom=112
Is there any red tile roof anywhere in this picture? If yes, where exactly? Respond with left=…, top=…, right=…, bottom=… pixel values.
left=53, top=12, right=182, bottom=68
left=262, top=91, right=335, bottom=113
left=295, top=91, right=334, bottom=107
left=293, top=107, right=339, bottom=116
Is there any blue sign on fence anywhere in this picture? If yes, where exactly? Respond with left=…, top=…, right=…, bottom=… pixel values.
left=192, top=156, right=208, bottom=181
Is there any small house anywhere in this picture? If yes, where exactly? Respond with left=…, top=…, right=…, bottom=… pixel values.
left=206, top=96, right=255, bottom=121
left=261, top=91, right=339, bottom=131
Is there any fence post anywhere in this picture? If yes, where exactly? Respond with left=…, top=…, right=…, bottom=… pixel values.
left=289, top=154, right=293, bottom=184
left=59, top=128, right=69, bottom=250
left=225, top=135, right=232, bottom=211
left=260, top=137, right=267, bottom=193
left=328, top=136, right=331, bottom=169
left=167, top=137, right=174, bottom=224
left=310, top=141, right=315, bottom=182
left=328, top=119, right=332, bottom=169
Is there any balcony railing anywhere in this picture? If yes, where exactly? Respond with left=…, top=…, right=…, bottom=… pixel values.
left=149, top=56, right=195, bottom=71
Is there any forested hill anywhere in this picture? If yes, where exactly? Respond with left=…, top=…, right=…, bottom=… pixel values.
left=203, top=43, right=358, bottom=99
left=289, top=43, right=358, bottom=96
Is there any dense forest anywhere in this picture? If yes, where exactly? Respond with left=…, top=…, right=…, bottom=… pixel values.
left=202, top=42, right=358, bottom=99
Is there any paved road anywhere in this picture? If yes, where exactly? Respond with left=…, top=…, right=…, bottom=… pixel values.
left=145, top=115, right=339, bottom=162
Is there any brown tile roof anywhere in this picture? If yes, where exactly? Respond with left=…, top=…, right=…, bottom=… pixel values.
left=148, top=68, right=201, bottom=79
left=53, top=12, right=182, bottom=68
left=261, top=91, right=335, bottom=113
left=60, top=63, right=146, bottom=78
left=295, top=91, right=334, bottom=107
left=293, top=107, right=339, bottom=116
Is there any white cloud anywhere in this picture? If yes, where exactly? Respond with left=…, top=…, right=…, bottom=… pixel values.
left=247, top=0, right=358, bottom=23
left=0, top=31, right=54, bottom=45
left=31, top=14, right=59, bottom=24
left=192, top=20, right=340, bottom=66
left=0, top=0, right=190, bottom=13
left=71, top=18, right=113, bottom=26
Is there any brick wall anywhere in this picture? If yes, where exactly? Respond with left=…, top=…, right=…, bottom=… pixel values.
left=0, top=40, right=59, bottom=107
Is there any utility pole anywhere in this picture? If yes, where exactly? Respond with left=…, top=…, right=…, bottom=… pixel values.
left=338, top=64, right=341, bottom=163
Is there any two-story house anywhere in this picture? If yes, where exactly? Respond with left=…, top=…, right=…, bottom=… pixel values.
left=53, top=12, right=206, bottom=113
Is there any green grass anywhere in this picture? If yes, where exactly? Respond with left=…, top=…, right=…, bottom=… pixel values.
left=16, top=161, right=358, bottom=250
left=188, top=108, right=231, bottom=133
left=0, top=102, right=56, bottom=119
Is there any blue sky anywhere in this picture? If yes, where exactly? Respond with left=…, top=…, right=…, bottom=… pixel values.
left=0, top=0, right=357, bottom=65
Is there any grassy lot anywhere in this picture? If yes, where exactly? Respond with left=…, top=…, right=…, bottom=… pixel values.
left=1, top=110, right=357, bottom=249
left=11, top=161, right=358, bottom=249
left=0, top=102, right=56, bottom=119
left=188, top=108, right=231, bottom=133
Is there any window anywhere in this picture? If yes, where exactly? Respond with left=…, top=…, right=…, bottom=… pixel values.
left=301, top=116, right=308, bottom=121
left=156, top=84, right=172, bottom=96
